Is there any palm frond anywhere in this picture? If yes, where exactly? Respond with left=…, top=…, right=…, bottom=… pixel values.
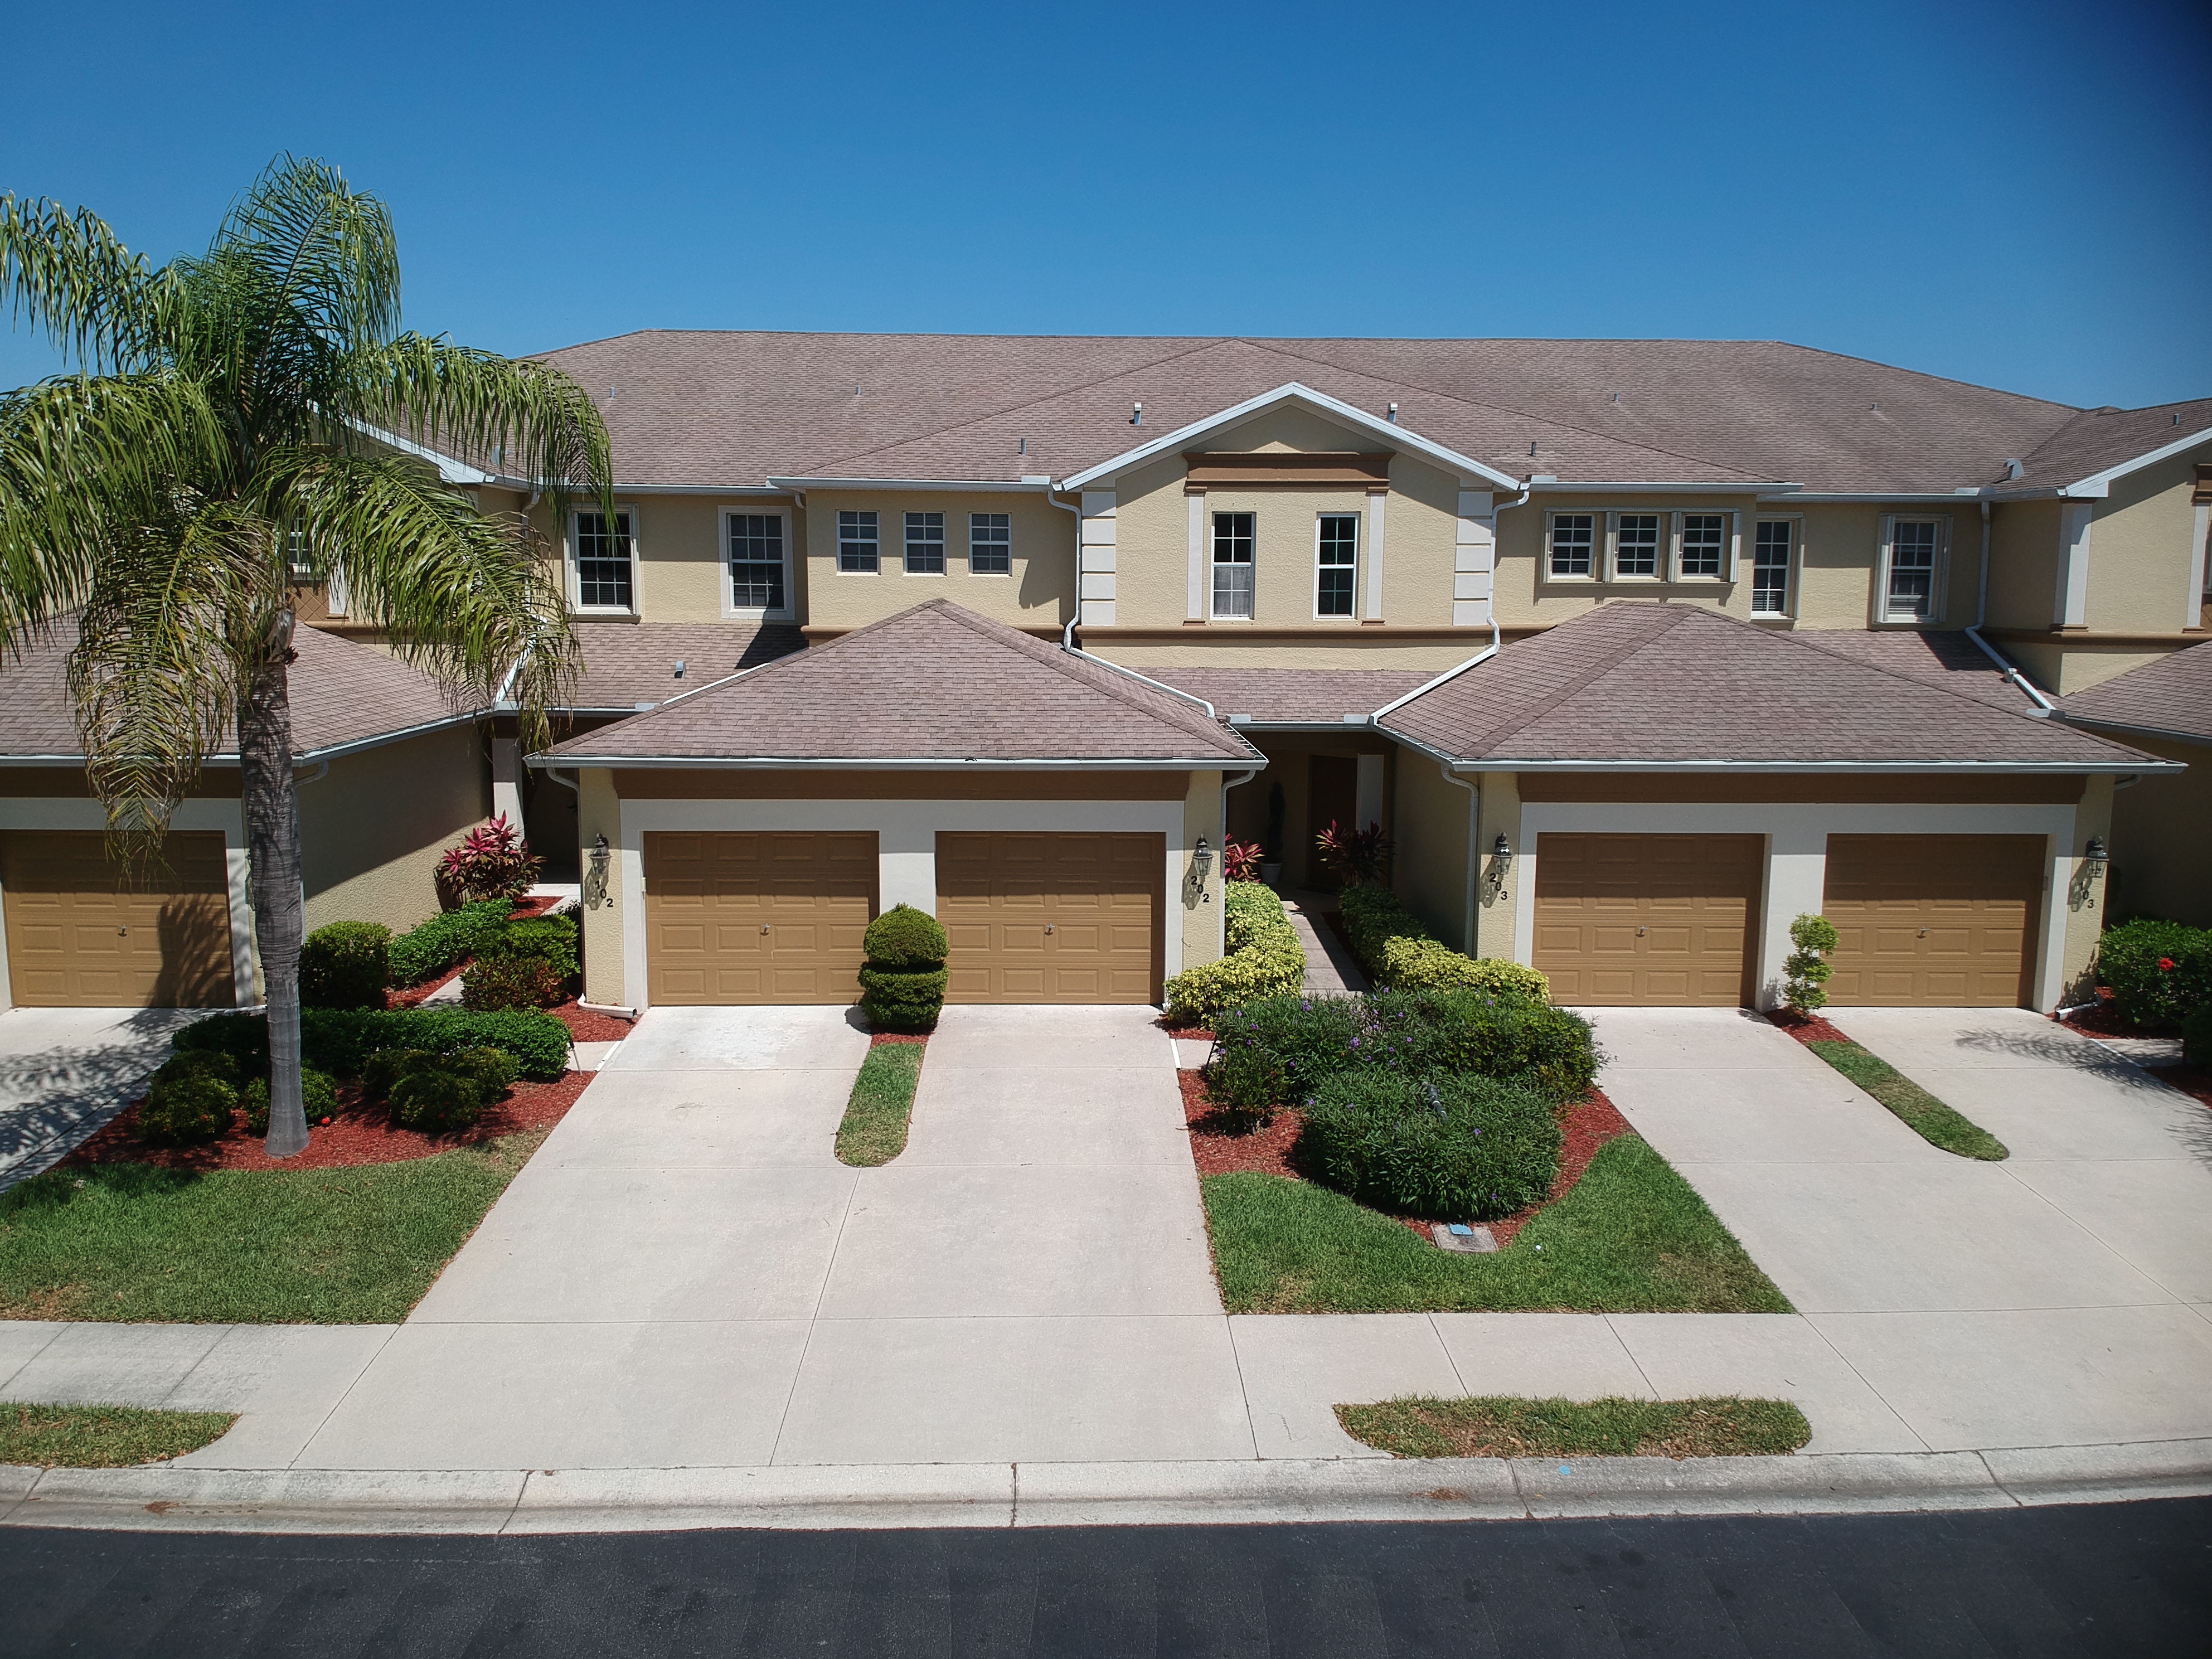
left=210, top=156, right=400, bottom=351
left=0, top=195, right=162, bottom=372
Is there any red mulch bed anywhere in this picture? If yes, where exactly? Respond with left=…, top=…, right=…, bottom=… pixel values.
left=869, top=1031, right=929, bottom=1049
left=2145, top=1065, right=2212, bottom=1111
left=382, top=896, right=579, bottom=1011
left=1765, top=1009, right=1851, bottom=1045
left=547, top=999, right=635, bottom=1042
left=1177, top=1068, right=1633, bottom=1248
left=2055, top=987, right=2147, bottom=1040
left=61, top=1070, right=593, bottom=1174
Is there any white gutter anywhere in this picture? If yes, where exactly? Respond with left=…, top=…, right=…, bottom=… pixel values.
left=1964, top=497, right=2059, bottom=715
left=1444, top=758, right=2179, bottom=774
left=1760, top=489, right=1983, bottom=503
left=1218, top=766, right=1260, bottom=959
left=0, top=710, right=489, bottom=770
left=1539, top=481, right=1797, bottom=494
left=525, top=754, right=1255, bottom=772
left=764, top=477, right=1056, bottom=494
left=2058, top=424, right=2212, bottom=499
left=1367, top=482, right=1531, bottom=722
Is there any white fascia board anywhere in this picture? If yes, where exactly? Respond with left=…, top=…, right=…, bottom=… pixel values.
left=1058, top=382, right=1524, bottom=492
left=1433, top=757, right=2182, bottom=775
left=526, top=754, right=1261, bottom=770
left=0, top=710, right=488, bottom=770
left=2051, top=713, right=2212, bottom=750
left=2059, top=426, right=2212, bottom=499
left=763, top=477, right=1056, bottom=494
left=613, top=483, right=797, bottom=497
left=1539, top=481, right=1794, bottom=494
left=1763, top=491, right=1983, bottom=503
left=349, top=421, right=499, bottom=486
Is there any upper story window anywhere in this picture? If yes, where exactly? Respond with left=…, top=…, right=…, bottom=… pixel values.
left=1679, top=513, right=1727, bottom=579
left=1316, top=515, right=1359, bottom=617
left=1614, top=513, right=1662, bottom=578
left=284, top=527, right=314, bottom=584
left=1212, top=511, right=1255, bottom=619
left=1881, top=516, right=1947, bottom=622
left=838, top=510, right=879, bottom=573
left=574, top=509, right=636, bottom=610
left=725, top=512, right=787, bottom=615
left=969, top=512, right=1011, bottom=575
left=1752, top=520, right=1794, bottom=617
left=1547, top=513, right=1595, bottom=578
left=905, top=511, right=946, bottom=574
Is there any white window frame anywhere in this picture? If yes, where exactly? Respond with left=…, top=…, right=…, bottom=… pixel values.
left=1672, top=509, right=1734, bottom=583
left=1878, top=513, right=1951, bottom=624
left=720, top=508, right=794, bottom=621
left=1313, top=512, right=1359, bottom=620
left=1210, top=510, right=1256, bottom=620
left=968, top=511, right=1012, bottom=576
left=1608, top=510, right=1665, bottom=581
left=1750, top=515, right=1800, bottom=619
left=904, top=510, right=947, bottom=576
left=570, top=505, right=640, bottom=615
left=1544, top=511, right=1598, bottom=581
left=836, top=510, right=880, bottom=575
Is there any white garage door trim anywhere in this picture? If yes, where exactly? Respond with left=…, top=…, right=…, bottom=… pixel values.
left=616, top=798, right=1188, bottom=1011
left=1515, top=802, right=2074, bottom=1011
left=0, top=798, right=256, bottom=1010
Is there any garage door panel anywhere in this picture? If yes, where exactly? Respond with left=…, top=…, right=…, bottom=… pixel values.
left=1531, top=833, right=1761, bottom=1007
left=1822, top=834, right=2040, bottom=1009
left=1, top=831, right=234, bottom=1008
left=937, top=832, right=1163, bottom=1005
left=643, top=832, right=878, bottom=1006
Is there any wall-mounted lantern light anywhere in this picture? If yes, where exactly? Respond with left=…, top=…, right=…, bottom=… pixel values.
left=2084, top=835, right=2107, bottom=876
left=1192, top=836, right=1214, bottom=899
left=1489, top=831, right=1514, bottom=895
left=587, top=833, right=610, bottom=907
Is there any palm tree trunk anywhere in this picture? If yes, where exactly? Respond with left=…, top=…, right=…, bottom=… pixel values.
left=240, top=612, right=308, bottom=1158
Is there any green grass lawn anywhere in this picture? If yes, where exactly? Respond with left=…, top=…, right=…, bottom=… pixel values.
left=836, top=1044, right=924, bottom=1167
left=0, top=1131, right=544, bottom=1324
left=1, top=1401, right=239, bottom=1467
left=1202, top=1134, right=1792, bottom=1314
left=1335, top=1395, right=1812, bottom=1459
left=1807, top=1039, right=2008, bottom=1160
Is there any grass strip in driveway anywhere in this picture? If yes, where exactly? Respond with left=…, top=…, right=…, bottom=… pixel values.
left=1807, top=1039, right=2008, bottom=1160
left=1335, top=1395, right=1811, bottom=1459
left=1203, top=1134, right=1792, bottom=1314
left=1, top=1401, right=239, bottom=1467
left=836, top=1042, right=924, bottom=1167
left=0, top=1131, right=545, bottom=1323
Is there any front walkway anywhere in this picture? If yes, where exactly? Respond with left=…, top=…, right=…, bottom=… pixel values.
left=0, top=1007, right=205, bottom=1191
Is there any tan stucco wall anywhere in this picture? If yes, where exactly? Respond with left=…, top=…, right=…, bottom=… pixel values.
left=1473, top=771, right=1524, bottom=960
left=1182, top=769, right=1225, bottom=970
left=300, top=725, right=490, bottom=934
left=1389, top=751, right=1473, bottom=951
left=576, top=767, right=625, bottom=1005
left=1983, top=498, right=2063, bottom=633
left=2103, top=733, right=2209, bottom=926
left=528, top=493, right=808, bottom=624
left=799, top=490, right=1073, bottom=633
left=1497, top=491, right=1764, bottom=629
left=2085, top=448, right=2211, bottom=635
left=2061, top=773, right=2116, bottom=1002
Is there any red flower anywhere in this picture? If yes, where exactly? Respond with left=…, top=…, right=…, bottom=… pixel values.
left=2158, top=957, right=2176, bottom=971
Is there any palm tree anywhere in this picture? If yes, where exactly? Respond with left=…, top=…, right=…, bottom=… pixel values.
left=0, top=156, right=610, bottom=1156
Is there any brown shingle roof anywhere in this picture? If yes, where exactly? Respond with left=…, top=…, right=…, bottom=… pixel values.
left=2005, top=400, right=2212, bottom=491
left=531, top=331, right=2136, bottom=494
left=1379, top=603, right=2160, bottom=769
left=0, top=623, right=476, bottom=760
left=564, top=621, right=804, bottom=711
left=1780, top=628, right=2044, bottom=712
left=545, top=599, right=1259, bottom=765
left=2057, top=641, right=2212, bottom=745
left=1147, top=667, right=1438, bottom=725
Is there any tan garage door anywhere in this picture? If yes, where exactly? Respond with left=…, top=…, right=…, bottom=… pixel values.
left=938, top=832, right=1163, bottom=1005
left=1, top=831, right=234, bottom=1007
left=1532, top=832, right=1762, bottom=1006
left=643, top=831, right=877, bottom=1005
left=1823, top=833, right=2043, bottom=1007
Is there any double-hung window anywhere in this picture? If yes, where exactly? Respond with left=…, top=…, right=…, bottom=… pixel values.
left=1679, top=513, right=1727, bottom=579
left=904, top=511, right=945, bottom=574
left=726, top=513, right=786, bottom=614
left=574, top=509, right=636, bottom=610
left=1614, top=513, right=1662, bottom=578
left=1883, top=517, right=1945, bottom=621
left=837, top=511, right=879, bottom=573
left=1315, top=515, right=1358, bottom=617
left=1548, top=513, right=1595, bottom=578
left=1211, top=511, right=1255, bottom=619
left=1752, top=520, right=1793, bottom=617
left=969, top=512, right=1011, bottom=574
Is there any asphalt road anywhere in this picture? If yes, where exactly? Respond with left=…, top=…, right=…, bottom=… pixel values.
left=3, top=1499, right=2207, bottom=1657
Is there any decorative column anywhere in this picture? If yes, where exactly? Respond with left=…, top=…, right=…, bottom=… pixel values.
left=1080, top=491, right=1117, bottom=627
left=1454, top=490, right=1496, bottom=627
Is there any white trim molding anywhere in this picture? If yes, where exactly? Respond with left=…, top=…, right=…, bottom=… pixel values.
left=1453, top=491, right=1497, bottom=626
left=1079, top=493, right=1117, bottom=626
left=2055, top=503, right=2095, bottom=627
left=720, top=506, right=797, bottom=622
left=1876, top=512, right=1952, bottom=625
left=2058, top=425, right=2212, bottom=499
left=1184, top=489, right=1205, bottom=622
left=2189, top=502, right=2211, bottom=632
left=568, top=502, right=642, bottom=617
left=1361, top=489, right=1387, bottom=620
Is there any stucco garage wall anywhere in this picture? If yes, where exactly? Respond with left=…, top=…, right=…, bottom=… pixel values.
left=301, top=724, right=492, bottom=935
left=2100, top=734, right=2207, bottom=926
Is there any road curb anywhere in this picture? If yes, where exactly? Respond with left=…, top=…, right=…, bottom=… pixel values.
left=3, top=1440, right=2209, bottom=1534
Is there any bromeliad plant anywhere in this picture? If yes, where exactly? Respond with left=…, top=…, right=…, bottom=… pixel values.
left=1316, top=819, right=1394, bottom=888
left=438, top=813, right=541, bottom=903
left=0, top=156, right=610, bottom=1158
left=1220, top=838, right=1264, bottom=883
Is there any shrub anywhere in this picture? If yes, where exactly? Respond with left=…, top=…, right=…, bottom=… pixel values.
left=1782, top=914, right=1839, bottom=1013
left=859, top=904, right=948, bottom=1030
left=2097, top=917, right=2212, bottom=1030
left=2183, top=1002, right=2212, bottom=1070
left=1422, top=992, right=1601, bottom=1105
left=139, top=1054, right=239, bottom=1144
left=452, top=1046, right=520, bottom=1098
left=361, top=1049, right=441, bottom=1100
left=1335, top=886, right=1552, bottom=1001
left=482, top=914, right=579, bottom=978
left=386, top=899, right=514, bottom=987
left=1221, top=839, right=1264, bottom=882
left=1163, top=881, right=1306, bottom=1022
left=460, top=955, right=565, bottom=1011
left=242, top=1068, right=337, bottom=1136
left=1203, top=1041, right=1290, bottom=1130
left=390, top=1068, right=486, bottom=1132
left=299, top=922, right=391, bottom=1010
left=438, top=813, right=541, bottom=903
left=1212, top=994, right=1366, bottom=1092
left=1316, top=819, right=1395, bottom=887
left=172, top=1007, right=569, bottom=1083
left=1298, top=1070, right=1563, bottom=1221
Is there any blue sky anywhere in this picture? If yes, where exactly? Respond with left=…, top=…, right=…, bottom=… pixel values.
left=4, top=0, right=2207, bottom=409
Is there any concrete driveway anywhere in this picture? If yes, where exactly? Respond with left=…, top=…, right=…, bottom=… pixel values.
left=0, top=1007, right=205, bottom=1191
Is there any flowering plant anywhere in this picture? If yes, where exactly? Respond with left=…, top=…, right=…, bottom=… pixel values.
left=1316, top=819, right=1395, bottom=888
left=438, top=813, right=541, bottom=903
left=1221, top=839, right=1265, bottom=882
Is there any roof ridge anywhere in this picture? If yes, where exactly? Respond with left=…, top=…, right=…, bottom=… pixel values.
left=1412, top=603, right=1690, bottom=754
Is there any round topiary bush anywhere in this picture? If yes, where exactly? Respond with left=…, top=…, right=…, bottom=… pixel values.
left=390, top=1067, right=486, bottom=1132
left=242, top=1068, right=338, bottom=1136
left=1297, top=1071, right=1563, bottom=1221
left=858, top=904, right=948, bottom=1030
left=299, top=921, right=392, bottom=1010
left=139, top=1052, right=240, bottom=1145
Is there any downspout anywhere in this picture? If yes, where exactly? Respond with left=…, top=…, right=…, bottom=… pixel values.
left=1964, top=497, right=2057, bottom=714
left=1438, top=763, right=1480, bottom=955
left=1218, top=767, right=1260, bottom=961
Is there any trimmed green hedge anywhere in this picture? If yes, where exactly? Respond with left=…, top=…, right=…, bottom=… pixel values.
left=1163, top=881, right=1307, bottom=1022
left=2097, top=916, right=2212, bottom=1031
left=1299, top=1070, right=1563, bottom=1220
left=1336, top=886, right=1554, bottom=1001
left=386, top=900, right=514, bottom=988
left=300, top=923, right=391, bottom=1010
left=860, top=904, right=949, bottom=1031
left=172, top=1007, right=570, bottom=1081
